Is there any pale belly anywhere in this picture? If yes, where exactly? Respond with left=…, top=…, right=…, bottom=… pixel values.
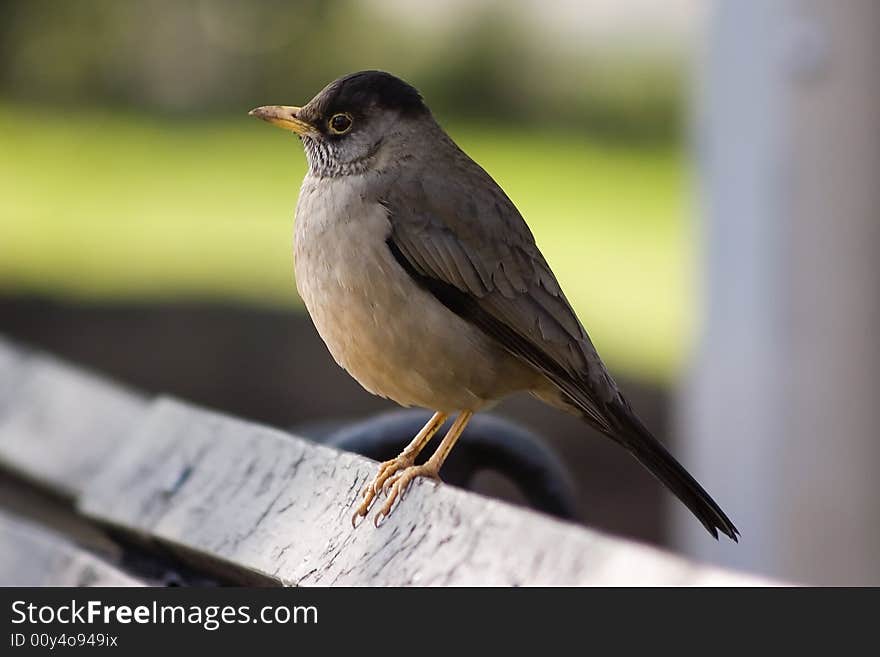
left=293, top=175, right=537, bottom=411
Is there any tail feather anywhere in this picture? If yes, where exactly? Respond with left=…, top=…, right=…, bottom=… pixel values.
left=605, top=401, right=739, bottom=542
left=532, top=384, right=738, bottom=541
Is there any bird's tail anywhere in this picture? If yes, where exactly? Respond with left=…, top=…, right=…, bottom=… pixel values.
left=603, top=400, right=739, bottom=542
left=534, top=384, right=739, bottom=541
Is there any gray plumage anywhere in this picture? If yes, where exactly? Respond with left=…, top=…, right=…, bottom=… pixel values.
left=251, top=70, right=738, bottom=541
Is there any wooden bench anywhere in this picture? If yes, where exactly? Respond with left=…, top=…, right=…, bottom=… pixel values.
left=0, top=336, right=776, bottom=586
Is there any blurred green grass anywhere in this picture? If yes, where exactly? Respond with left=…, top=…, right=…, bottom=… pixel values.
left=0, top=104, right=692, bottom=382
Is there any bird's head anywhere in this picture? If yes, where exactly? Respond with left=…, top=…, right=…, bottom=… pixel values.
left=249, top=70, right=430, bottom=178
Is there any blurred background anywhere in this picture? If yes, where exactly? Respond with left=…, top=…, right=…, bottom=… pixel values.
left=0, top=0, right=877, bottom=585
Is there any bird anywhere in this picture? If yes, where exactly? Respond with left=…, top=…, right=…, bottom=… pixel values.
left=249, top=70, right=739, bottom=540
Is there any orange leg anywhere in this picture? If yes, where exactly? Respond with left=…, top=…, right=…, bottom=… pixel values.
left=351, top=411, right=448, bottom=526
left=373, top=410, right=473, bottom=526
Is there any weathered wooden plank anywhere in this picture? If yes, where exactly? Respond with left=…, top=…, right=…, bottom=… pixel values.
left=80, top=398, right=776, bottom=586
left=0, top=510, right=143, bottom=586
left=0, top=336, right=147, bottom=498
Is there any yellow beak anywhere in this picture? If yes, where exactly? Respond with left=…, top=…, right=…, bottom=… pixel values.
left=248, top=105, right=314, bottom=135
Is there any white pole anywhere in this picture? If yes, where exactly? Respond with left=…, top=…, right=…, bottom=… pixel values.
left=676, top=0, right=880, bottom=585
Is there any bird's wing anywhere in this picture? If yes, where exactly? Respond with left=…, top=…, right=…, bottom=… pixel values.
left=381, top=151, right=621, bottom=434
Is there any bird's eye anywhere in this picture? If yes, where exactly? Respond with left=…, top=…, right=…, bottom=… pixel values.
left=328, top=113, right=353, bottom=134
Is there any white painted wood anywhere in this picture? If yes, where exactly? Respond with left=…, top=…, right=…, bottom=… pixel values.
left=81, top=399, right=777, bottom=586
left=0, top=510, right=143, bottom=586
left=678, top=1, right=880, bottom=584
left=0, top=337, right=147, bottom=497
left=0, top=336, right=780, bottom=585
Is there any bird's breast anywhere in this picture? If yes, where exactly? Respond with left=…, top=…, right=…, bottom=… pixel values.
left=293, top=176, right=397, bottom=329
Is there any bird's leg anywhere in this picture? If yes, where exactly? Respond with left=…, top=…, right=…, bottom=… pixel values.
left=374, top=410, right=473, bottom=526
left=351, top=411, right=448, bottom=525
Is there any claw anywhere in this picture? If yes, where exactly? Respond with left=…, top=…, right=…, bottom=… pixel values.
left=351, top=483, right=377, bottom=528
left=351, top=456, right=410, bottom=529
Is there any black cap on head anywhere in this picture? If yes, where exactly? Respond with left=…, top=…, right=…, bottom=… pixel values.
left=303, top=70, right=428, bottom=123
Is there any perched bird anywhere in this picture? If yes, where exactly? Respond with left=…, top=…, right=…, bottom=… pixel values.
left=250, top=70, right=738, bottom=540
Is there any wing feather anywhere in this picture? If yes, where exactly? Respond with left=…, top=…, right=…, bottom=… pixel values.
left=381, top=152, right=621, bottom=431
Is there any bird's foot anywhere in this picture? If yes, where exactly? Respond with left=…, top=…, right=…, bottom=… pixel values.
left=351, top=453, right=417, bottom=526
left=373, top=463, right=441, bottom=526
